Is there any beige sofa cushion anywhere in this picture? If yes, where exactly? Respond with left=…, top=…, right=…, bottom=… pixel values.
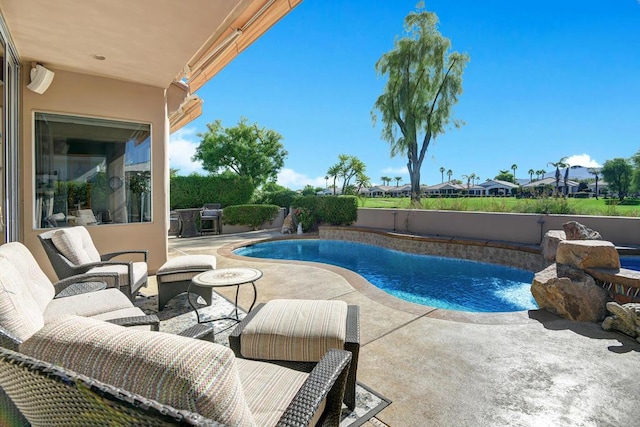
left=236, top=358, right=317, bottom=427
left=0, top=257, right=45, bottom=341
left=21, top=315, right=256, bottom=426
left=43, top=288, right=139, bottom=322
left=156, top=255, right=217, bottom=283
left=0, top=242, right=54, bottom=313
left=240, top=299, right=347, bottom=362
left=51, top=226, right=101, bottom=265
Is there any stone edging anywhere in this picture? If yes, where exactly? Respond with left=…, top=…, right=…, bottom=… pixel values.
left=319, top=226, right=548, bottom=272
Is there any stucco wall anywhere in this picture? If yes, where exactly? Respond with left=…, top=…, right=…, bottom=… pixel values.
left=354, top=208, right=639, bottom=246
left=21, top=67, right=169, bottom=278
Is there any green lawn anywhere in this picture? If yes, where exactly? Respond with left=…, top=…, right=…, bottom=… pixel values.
left=359, top=196, right=640, bottom=217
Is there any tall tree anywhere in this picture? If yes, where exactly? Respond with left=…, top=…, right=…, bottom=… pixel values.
left=193, top=117, right=287, bottom=189
left=355, top=173, right=371, bottom=195
left=327, top=164, right=341, bottom=195
left=495, top=170, right=513, bottom=182
left=511, top=164, right=518, bottom=182
left=372, top=5, right=468, bottom=206
left=547, top=157, right=568, bottom=197
left=588, top=167, right=601, bottom=199
left=328, top=154, right=367, bottom=195
left=601, top=158, right=633, bottom=201
left=380, top=176, right=391, bottom=186
left=394, top=176, right=402, bottom=186
left=461, top=173, right=475, bottom=193
left=446, top=169, right=453, bottom=182
left=439, top=166, right=445, bottom=183
left=528, top=168, right=535, bottom=182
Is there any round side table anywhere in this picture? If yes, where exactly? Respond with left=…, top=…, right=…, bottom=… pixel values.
left=189, top=268, right=262, bottom=324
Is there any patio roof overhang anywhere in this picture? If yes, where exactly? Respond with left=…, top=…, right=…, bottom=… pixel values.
left=0, top=0, right=301, bottom=130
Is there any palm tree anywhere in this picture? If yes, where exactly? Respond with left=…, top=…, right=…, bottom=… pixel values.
left=324, top=175, right=328, bottom=188
left=327, top=165, right=340, bottom=195
left=394, top=176, right=402, bottom=187
left=547, top=157, right=568, bottom=197
left=528, top=169, right=535, bottom=182
left=588, top=167, right=601, bottom=199
left=380, top=176, right=391, bottom=186
left=439, top=167, right=445, bottom=183
left=537, top=169, right=546, bottom=180
left=446, top=169, right=453, bottom=182
left=511, top=164, right=518, bottom=183
left=475, top=176, right=481, bottom=186
left=461, top=173, right=475, bottom=194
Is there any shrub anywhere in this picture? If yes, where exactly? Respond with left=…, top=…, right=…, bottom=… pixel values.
left=222, top=204, right=280, bottom=230
left=170, top=175, right=253, bottom=209
left=254, top=189, right=299, bottom=207
left=317, top=196, right=358, bottom=225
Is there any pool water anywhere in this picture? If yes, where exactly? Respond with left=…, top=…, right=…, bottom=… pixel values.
left=234, top=239, right=537, bottom=313
left=620, top=256, right=640, bottom=271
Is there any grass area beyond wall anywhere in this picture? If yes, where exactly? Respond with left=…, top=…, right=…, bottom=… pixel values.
left=360, top=197, right=640, bottom=217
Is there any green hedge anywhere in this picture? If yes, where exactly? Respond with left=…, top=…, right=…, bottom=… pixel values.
left=317, top=196, right=358, bottom=225
left=292, top=195, right=358, bottom=227
left=223, top=204, right=280, bottom=230
left=170, top=175, right=253, bottom=209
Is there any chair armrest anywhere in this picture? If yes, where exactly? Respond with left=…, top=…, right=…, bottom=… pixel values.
left=53, top=281, right=107, bottom=299
left=0, top=325, right=22, bottom=351
left=277, top=349, right=352, bottom=427
left=228, top=303, right=264, bottom=356
left=101, top=250, right=148, bottom=263
left=106, top=314, right=159, bottom=331
left=53, top=272, right=121, bottom=296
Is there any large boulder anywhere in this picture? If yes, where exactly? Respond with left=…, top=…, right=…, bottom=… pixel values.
left=531, top=264, right=609, bottom=322
left=541, top=230, right=566, bottom=262
left=555, top=240, right=620, bottom=270
left=563, top=221, right=602, bottom=240
left=602, top=302, right=640, bottom=342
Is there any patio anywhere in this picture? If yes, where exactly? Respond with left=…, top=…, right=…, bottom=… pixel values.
left=158, top=230, right=640, bottom=426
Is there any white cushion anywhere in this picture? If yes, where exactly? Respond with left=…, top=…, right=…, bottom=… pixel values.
left=0, top=242, right=54, bottom=312
left=0, top=256, right=45, bottom=341
left=51, top=226, right=101, bottom=265
left=43, top=288, right=135, bottom=321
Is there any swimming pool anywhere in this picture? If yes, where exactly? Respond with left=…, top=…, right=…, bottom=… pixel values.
left=234, top=239, right=537, bottom=313
left=620, top=256, right=640, bottom=271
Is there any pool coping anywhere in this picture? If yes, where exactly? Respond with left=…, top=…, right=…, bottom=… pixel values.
left=218, top=228, right=540, bottom=325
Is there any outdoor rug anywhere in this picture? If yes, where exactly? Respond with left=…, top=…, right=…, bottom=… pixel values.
left=135, top=292, right=391, bottom=427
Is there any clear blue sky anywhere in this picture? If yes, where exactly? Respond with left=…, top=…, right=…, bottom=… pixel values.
left=170, top=0, right=640, bottom=189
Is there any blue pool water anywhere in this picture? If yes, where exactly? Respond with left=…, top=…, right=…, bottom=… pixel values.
left=620, top=256, right=640, bottom=271
left=234, top=240, right=537, bottom=313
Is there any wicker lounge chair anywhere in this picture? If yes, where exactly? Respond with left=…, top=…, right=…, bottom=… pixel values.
left=200, top=203, right=222, bottom=234
left=38, top=226, right=148, bottom=301
left=0, top=315, right=351, bottom=426
left=0, top=241, right=159, bottom=352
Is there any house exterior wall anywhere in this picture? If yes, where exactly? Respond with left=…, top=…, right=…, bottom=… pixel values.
left=21, top=67, right=169, bottom=279
left=354, top=208, right=639, bottom=246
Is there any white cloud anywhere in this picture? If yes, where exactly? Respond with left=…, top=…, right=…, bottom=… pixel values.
left=277, top=168, right=327, bottom=189
left=564, top=154, right=601, bottom=168
left=169, top=127, right=206, bottom=175
left=381, top=166, right=408, bottom=175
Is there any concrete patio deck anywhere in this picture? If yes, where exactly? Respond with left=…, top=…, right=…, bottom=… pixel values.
left=157, top=230, right=640, bottom=426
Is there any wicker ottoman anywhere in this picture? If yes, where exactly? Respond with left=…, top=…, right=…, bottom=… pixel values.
left=229, top=299, right=360, bottom=410
left=156, top=255, right=217, bottom=311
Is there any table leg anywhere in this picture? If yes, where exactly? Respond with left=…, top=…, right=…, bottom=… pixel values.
left=186, top=281, right=203, bottom=324
left=248, top=281, right=257, bottom=313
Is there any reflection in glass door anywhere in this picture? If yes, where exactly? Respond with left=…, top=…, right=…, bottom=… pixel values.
left=0, top=13, right=19, bottom=243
